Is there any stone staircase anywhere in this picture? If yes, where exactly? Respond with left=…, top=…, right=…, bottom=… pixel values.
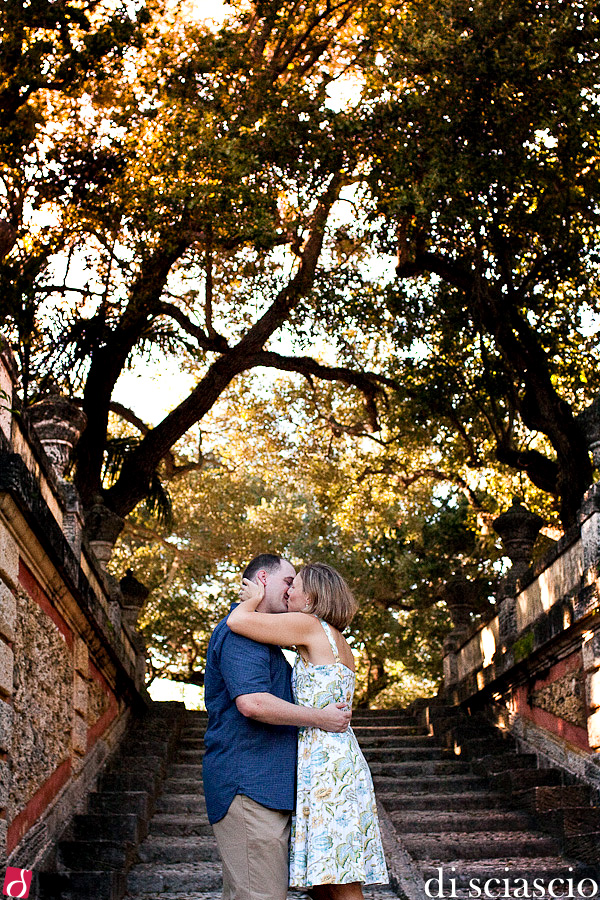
left=353, top=707, right=600, bottom=899
left=35, top=703, right=600, bottom=899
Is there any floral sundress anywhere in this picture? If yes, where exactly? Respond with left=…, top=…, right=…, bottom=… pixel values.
left=289, top=618, right=389, bottom=888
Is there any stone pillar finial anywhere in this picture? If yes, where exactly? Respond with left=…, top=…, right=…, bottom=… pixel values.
left=493, top=497, right=544, bottom=581
left=84, top=503, right=125, bottom=569
left=27, top=396, right=87, bottom=479
left=439, top=575, right=481, bottom=632
left=120, top=569, right=150, bottom=627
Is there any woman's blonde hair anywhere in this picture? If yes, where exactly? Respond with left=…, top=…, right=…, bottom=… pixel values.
left=300, top=563, right=358, bottom=631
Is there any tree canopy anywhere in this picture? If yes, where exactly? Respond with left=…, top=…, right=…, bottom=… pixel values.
left=2, top=0, right=600, bottom=701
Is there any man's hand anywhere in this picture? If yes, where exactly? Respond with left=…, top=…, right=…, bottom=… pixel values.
left=315, top=702, right=352, bottom=732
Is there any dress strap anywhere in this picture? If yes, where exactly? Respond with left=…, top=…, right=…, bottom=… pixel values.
left=319, top=619, right=340, bottom=664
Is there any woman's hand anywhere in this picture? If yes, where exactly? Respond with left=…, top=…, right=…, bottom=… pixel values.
left=238, top=577, right=265, bottom=605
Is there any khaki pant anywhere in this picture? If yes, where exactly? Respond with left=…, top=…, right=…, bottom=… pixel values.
left=213, top=794, right=291, bottom=900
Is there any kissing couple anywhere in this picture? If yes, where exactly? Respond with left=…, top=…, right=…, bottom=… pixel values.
left=202, top=553, right=388, bottom=900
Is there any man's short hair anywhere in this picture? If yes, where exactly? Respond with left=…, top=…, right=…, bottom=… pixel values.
left=243, top=553, right=284, bottom=582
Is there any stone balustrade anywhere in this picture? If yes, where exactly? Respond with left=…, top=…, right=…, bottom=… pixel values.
left=443, top=488, right=600, bottom=799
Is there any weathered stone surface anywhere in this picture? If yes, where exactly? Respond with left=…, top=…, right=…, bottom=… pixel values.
left=0, top=640, right=14, bottom=697
left=73, top=672, right=88, bottom=717
left=0, top=817, right=7, bottom=868
left=0, top=524, right=19, bottom=588
left=73, top=635, right=88, bottom=677
left=531, top=668, right=587, bottom=727
left=587, top=666, right=600, bottom=711
left=0, top=698, right=13, bottom=753
left=587, top=707, right=600, bottom=750
left=72, top=713, right=87, bottom=755
left=0, top=581, right=16, bottom=632
left=581, top=506, right=600, bottom=569
left=10, top=584, right=71, bottom=822
left=583, top=629, right=600, bottom=671
left=0, top=760, right=11, bottom=807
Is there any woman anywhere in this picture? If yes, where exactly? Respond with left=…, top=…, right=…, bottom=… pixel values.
left=228, top=562, right=388, bottom=900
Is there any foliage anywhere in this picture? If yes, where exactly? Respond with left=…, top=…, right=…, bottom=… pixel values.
left=111, top=376, right=508, bottom=702
left=337, top=0, right=600, bottom=527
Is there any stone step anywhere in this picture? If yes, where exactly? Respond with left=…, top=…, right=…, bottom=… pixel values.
left=361, top=747, right=450, bottom=762
left=490, top=768, right=564, bottom=793
left=88, top=789, right=153, bottom=819
left=516, top=784, right=593, bottom=813
left=175, top=745, right=449, bottom=764
left=57, top=838, right=137, bottom=871
left=127, top=861, right=223, bottom=894
left=373, top=773, right=487, bottom=792
left=161, top=779, right=207, bottom=795
left=355, top=734, right=436, bottom=748
left=149, top=814, right=213, bottom=836
left=36, top=869, right=128, bottom=900
left=389, top=809, right=533, bottom=833
left=170, top=763, right=204, bottom=778
left=369, top=759, right=470, bottom=776
left=352, top=725, right=428, bottom=737
left=404, top=830, right=560, bottom=861
left=136, top=835, right=220, bottom=864
left=71, top=811, right=145, bottom=844
left=472, top=752, right=538, bottom=776
left=353, top=715, right=417, bottom=726
left=179, top=738, right=206, bottom=749
left=378, top=790, right=509, bottom=811
left=156, top=794, right=208, bottom=813
left=100, top=770, right=162, bottom=794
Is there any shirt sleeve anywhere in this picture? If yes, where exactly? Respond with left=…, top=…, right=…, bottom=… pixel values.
left=219, top=629, right=274, bottom=700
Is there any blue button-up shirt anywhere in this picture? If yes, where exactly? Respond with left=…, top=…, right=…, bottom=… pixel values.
left=202, top=608, right=298, bottom=825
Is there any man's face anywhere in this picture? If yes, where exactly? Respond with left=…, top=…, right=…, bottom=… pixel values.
left=258, top=560, right=296, bottom=614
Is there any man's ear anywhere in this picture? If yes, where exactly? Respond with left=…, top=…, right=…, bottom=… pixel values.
left=257, top=569, right=268, bottom=586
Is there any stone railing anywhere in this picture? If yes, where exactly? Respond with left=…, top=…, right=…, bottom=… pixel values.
left=442, top=491, right=600, bottom=797
left=0, top=346, right=151, bottom=873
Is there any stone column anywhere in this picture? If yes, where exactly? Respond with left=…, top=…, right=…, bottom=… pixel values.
left=0, top=525, right=19, bottom=869
left=583, top=627, right=600, bottom=752
left=579, top=483, right=600, bottom=570
left=0, top=348, right=15, bottom=445
left=439, top=577, right=480, bottom=691
left=72, top=637, right=89, bottom=772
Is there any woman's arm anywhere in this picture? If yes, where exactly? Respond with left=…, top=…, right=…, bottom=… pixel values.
left=236, top=693, right=350, bottom=731
left=228, top=580, right=319, bottom=648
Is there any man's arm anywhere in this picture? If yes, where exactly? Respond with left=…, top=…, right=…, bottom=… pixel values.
left=236, top=693, right=351, bottom=732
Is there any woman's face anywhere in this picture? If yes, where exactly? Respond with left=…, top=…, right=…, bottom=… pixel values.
left=286, top=573, right=310, bottom=612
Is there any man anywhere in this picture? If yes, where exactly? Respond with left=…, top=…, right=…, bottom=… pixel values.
left=202, top=553, right=351, bottom=900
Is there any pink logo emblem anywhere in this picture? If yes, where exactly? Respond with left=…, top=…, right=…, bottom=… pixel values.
left=3, top=868, right=32, bottom=898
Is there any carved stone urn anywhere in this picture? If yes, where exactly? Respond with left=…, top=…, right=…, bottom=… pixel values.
left=439, top=575, right=481, bottom=630
left=119, top=569, right=150, bottom=627
left=27, top=395, right=87, bottom=479
left=493, top=498, right=544, bottom=581
left=84, top=502, right=125, bottom=569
